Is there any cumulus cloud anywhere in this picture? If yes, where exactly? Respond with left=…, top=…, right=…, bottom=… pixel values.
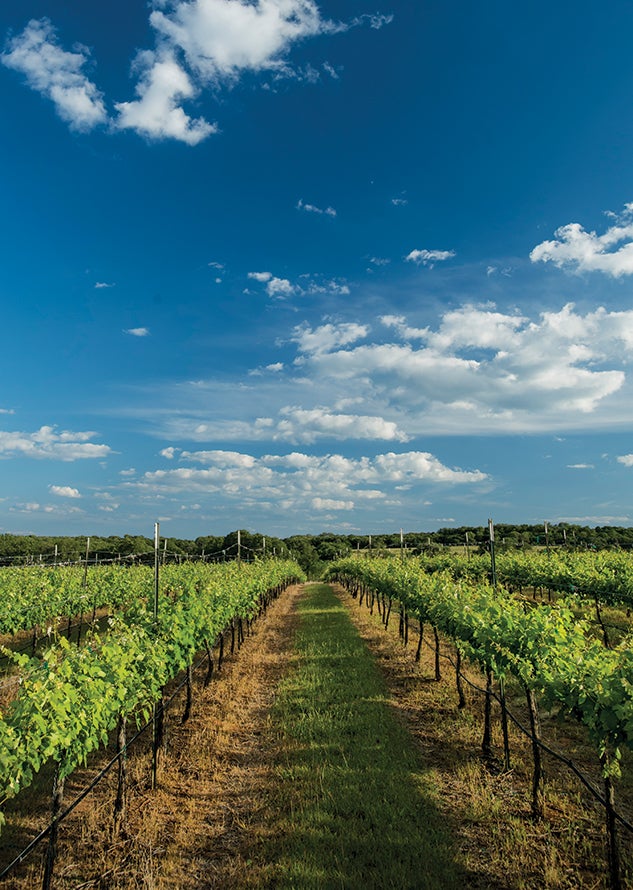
left=266, top=276, right=296, bottom=298
left=49, top=485, right=81, bottom=498
left=150, top=0, right=332, bottom=84
left=4, top=4, right=392, bottom=144
left=291, top=321, right=369, bottom=354
left=617, top=454, right=633, bottom=467
left=530, top=204, right=633, bottom=276
left=0, top=426, right=112, bottom=461
left=1, top=18, right=107, bottom=131
left=114, top=49, right=216, bottom=145
left=130, top=447, right=487, bottom=514
left=124, top=327, right=150, bottom=337
left=132, top=300, right=633, bottom=450
left=405, top=248, right=455, bottom=267
left=292, top=303, right=633, bottom=433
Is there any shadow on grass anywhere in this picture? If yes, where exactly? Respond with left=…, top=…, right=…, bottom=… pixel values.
left=258, top=583, right=465, bottom=889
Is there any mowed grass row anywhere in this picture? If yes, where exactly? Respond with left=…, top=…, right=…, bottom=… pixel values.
left=252, top=582, right=462, bottom=888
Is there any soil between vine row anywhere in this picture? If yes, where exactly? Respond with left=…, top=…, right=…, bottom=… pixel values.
left=1, top=581, right=626, bottom=888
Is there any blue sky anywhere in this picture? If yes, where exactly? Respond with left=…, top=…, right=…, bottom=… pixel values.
left=2, top=0, right=633, bottom=539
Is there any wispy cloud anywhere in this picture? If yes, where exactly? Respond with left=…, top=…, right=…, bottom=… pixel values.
left=297, top=198, right=337, bottom=217
left=124, top=327, right=150, bottom=337
left=531, top=203, right=633, bottom=277
left=274, top=406, right=409, bottom=443
left=95, top=281, right=115, bottom=289
left=247, top=271, right=349, bottom=300
left=1, top=18, right=107, bottom=131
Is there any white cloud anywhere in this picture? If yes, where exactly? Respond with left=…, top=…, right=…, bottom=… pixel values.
left=294, top=304, right=633, bottom=433
left=276, top=406, right=409, bottom=443
left=4, top=5, right=392, bottom=145
left=566, top=464, right=594, bottom=470
left=297, top=198, right=337, bottom=217
left=291, top=321, right=369, bottom=354
left=248, top=271, right=348, bottom=300
left=267, top=276, right=296, bottom=298
left=617, top=454, right=633, bottom=467
left=12, top=502, right=55, bottom=514
left=405, top=248, right=455, bottom=267
left=380, top=314, right=429, bottom=341
left=1, top=18, right=107, bottom=131
left=149, top=0, right=333, bottom=84
left=391, top=197, right=407, bottom=206
left=0, top=408, right=15, bottom=415
left=312, top=497, right=354, bottom=510
left=124, top=327, right=150, bottom=337
left=362, top=13, right=394, bottom=29
left=131, top=447, right=486, bottom=514
left=128, top=301, right=633, bottom=449
left=530, top=204, right=633, bottom=277
left=49, top=485, right=81, bottom=498
left=95, top=281, right=115, bottom=289
left=160, top=447, right=179, bottom=459
left=114, top=49, right=216, bottom=145
left=181, top=449, right=257, bottom=468
left=0, top=426, right=112, bottom=461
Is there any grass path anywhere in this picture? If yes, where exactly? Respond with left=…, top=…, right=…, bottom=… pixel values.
left=246, top=582, right=463, bottom=888
left=4, top=580, right=616, bottom=888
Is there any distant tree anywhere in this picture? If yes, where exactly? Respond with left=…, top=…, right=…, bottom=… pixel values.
left=284, top=536, right=323, bottom=578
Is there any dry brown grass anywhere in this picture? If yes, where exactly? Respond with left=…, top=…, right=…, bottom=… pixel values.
left=2, top=581, right=633, bottom=888
left=339, top=585, right=633, bottom=889
left=1, top=586, right=302, bottom=889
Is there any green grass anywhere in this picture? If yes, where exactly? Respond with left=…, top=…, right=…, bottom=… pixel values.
left=257, top=583, right=462, bottom=889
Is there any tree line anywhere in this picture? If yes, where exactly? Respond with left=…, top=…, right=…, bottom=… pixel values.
left=1, top=523, right=633, bottom=575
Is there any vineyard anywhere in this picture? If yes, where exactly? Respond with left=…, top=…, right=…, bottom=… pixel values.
left=1, top=545, right=633, bottom=887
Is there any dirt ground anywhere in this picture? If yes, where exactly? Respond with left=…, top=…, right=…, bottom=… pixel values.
left=1, top=581, right=628, bottom=889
